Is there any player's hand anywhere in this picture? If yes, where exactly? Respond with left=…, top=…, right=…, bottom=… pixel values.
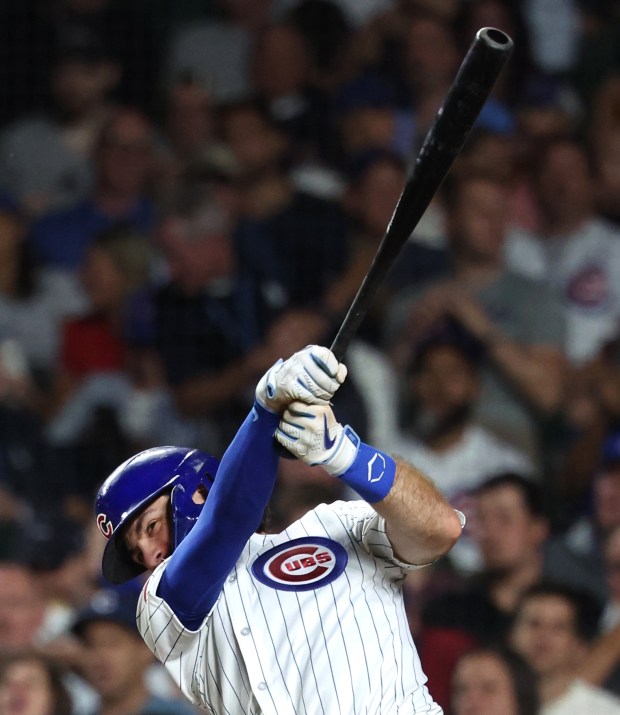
left=275, top=402, right=359, bottom=476
left=255, top=345, right=347, bottom=414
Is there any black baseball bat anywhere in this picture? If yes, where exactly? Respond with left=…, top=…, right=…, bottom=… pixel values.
left=329, top=27, right=513, bottom=361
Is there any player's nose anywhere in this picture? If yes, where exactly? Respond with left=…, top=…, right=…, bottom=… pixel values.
left=142, top=540, right=166, bottom=569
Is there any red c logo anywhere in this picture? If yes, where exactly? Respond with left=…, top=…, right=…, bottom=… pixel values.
left=97, top=513, right=113, bottom=540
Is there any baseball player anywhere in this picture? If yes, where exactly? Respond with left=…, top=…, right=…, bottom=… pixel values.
left=95, top=345, right=463, bottom=714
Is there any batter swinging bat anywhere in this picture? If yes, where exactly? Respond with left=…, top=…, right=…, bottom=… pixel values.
left=329, top=27, right=513, bottom=361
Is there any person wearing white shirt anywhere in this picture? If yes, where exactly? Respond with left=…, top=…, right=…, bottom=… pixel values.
left=505, top=136, right=620, bottom=364
left=510, top=582, right=620, bottom=714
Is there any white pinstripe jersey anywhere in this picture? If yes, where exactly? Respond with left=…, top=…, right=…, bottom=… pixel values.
left=137, top=499, right=443, bottom=715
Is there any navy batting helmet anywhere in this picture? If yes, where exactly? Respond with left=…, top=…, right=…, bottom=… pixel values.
left=95, top=446, right=219, bottom=584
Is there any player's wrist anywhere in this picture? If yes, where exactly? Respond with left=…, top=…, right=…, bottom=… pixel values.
left=334, top=442, right=396, bottom=503
left=322, top=424, right=360, bottom=476
left=252, top=399, right=282, bottom=425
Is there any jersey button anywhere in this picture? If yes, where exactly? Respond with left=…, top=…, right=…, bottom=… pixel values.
left=257, top=682, right=267, bottom=690
left=228, top=574, right=237, bottom=583
left=240, top=627, right=250, bottom=636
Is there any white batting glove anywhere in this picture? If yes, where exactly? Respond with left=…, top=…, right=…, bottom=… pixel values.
left=255, top=346, right=347, bottom=414
left=275, top=401, right=359, bottom=476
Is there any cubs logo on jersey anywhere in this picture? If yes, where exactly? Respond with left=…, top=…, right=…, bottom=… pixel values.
left=251, top=536, right=348, bottom=591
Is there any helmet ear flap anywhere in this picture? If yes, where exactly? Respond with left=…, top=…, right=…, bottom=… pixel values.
left=171, top=476, right=205, bottom=546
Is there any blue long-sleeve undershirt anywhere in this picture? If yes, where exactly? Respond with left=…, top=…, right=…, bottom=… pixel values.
left=157, top=402, right=280, bottom=628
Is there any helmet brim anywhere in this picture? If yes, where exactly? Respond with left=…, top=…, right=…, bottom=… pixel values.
left=102, top=530, right=147, bottom=584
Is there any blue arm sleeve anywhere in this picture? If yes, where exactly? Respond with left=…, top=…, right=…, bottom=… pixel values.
left=157, top=402, right=280, bottom=628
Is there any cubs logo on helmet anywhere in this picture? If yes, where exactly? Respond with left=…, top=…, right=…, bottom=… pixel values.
left=97, top=513, right=113, bottom=540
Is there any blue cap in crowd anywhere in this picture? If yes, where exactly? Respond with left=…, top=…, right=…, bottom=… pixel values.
left=72, top=588, right=139, bottom=637
left=601, top=431, right=620, bottom=468
left=333, top=74, right=398, bottom=117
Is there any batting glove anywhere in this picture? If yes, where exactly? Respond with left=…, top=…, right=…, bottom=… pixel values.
left=255, top=346, right=347, bottom=414
left=275, top=401, right=359, bottom=476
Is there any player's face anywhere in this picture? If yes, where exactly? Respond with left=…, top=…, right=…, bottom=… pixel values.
left=451, top=652, right=519, bottom=715
left=123, top=495, right=172, bottom=571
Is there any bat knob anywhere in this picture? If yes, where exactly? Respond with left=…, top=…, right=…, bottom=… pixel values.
left=476, top=27, right=514, bottom=54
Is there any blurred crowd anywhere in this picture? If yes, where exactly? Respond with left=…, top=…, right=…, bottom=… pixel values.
left=2, top=0, right=620, bottom=713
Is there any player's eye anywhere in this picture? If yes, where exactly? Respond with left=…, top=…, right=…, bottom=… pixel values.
left=146, top=520, right=158, bottom=535
left=127, top=546, right=144, bottom=566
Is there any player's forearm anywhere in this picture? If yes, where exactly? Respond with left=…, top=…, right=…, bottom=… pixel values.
left=158, top=402, right=280, bottom=624
left=376, top=458, right=463, bottom=565
left=277, top=404, right=463, bottom=564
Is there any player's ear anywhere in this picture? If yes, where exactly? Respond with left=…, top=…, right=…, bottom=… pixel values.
left=192, top=485, right=208, bottom=504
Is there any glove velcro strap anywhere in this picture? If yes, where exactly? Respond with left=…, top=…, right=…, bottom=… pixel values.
left=336, top=441, right=396, bottom=503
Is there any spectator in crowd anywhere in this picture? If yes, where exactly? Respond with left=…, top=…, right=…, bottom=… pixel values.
left=505, top=135, right=620, bottom=365
left=28, top=107, right=156, bottom=272
left=384, top=171, right=567, bottom=468
left=0, top=36, right=120, bottom=217
left=42, top=0, right=159, bottom=113
left=598, top=526, right=620, bottom=696
left=41, top=225, right=155, bottom=504
left=129, top=187, right=282, bottom=451
left=156, top=74, right=221, bottom=197
left=452, top=127, right=539, bottom=234
left=553, top=343, right=620, bottom=516
left=47, top=226, right=153, bottom=421
left=398, top=9, right=464, bottom=148
left=396, top=9, right=513, bottom=153
left=418, top=474, right=596, bottom=706
left=222, top=99, right=348, bottom=310
left=387, top=320, right=534, bottom=502
left=164, top=0, right=274, bottom=105
left=590, top=74, right=620, bottom=227
left=450, top=645, right=540, bottom=715
left=0, top=651, right=73, bottom=715
left=71, top=589, right=198, bottom=715
left=14, top=512, right=103, bottom=646
left=0, top=201, right=86, bottom=394
left=602, top=525, right=620, bottom=632
left=286, top=0, right=353, bottom=94
left=326, top=149, right=447, bottom=348
left=0, top=200, right=86, bottom=510
left=560, top=430, right=620, bottom=600
left=386, top=318, right=535, bottom=575
left=0, top=560, right=98, bottom=715
left=330, top=73, right=402, bottom=170
left=250, top=21, right=334, bottom=163
left=0, top=562, right=47, bottom=655
left=510, top=582, right=620, bottom=714
left=137, top=177, right=367, bottom=447
left=11, top=516, right=104, bottom=647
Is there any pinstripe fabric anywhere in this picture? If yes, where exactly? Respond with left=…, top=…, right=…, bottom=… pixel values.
left=137, top=500, right=443, bottom=715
